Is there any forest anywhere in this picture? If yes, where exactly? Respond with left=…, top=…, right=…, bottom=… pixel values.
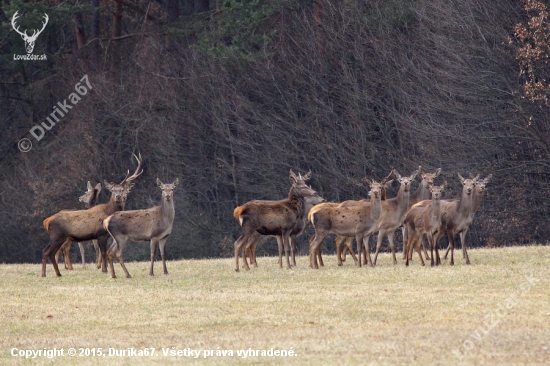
left=0, top=0, right=549, bottom=264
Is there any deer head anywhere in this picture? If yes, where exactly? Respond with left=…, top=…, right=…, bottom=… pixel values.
left=156, top=178, right=179, bottom=201
left=429, top=181, right=447, bottom=200
left=392, top=169, right=419, bottom=192
left=104, top=153, right=143, bottom=204
left=12, top=11, right=48, bottom=54
left=458, top=173, right=478, bottom=195
left=79, top=181, right=102, bottom=209
left=418, top=166, right=442, bottom=188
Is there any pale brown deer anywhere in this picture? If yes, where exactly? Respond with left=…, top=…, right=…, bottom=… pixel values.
left=307, top=177, right=388, bottom=269
left=442, top=174, right=491, bottom=264
left=334, top=174, right=392, bottom=266
left=431, top=174, right=478, bottom=266
left=55, top=181, right=102, bottom=270
left=41, top=154, right=143, bottom=277
left=240, top=193, right=325, bottom=269
left=403, top=182, right=447, bottom=266
left=371, top=169, right=419, bottom=266
left=103, top=178, right=179, bottom=278
left=401, top=166, right=442, bottom=260
left=233, top=170, right=321, bottom=272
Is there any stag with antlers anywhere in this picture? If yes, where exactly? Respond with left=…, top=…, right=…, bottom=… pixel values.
left=12, top=11, right=48, bottom=54
left=41, top=154, right=142, bottom=277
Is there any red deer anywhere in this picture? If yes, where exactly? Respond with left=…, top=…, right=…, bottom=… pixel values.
left=371, top=169, right=419, bottom=266
left=103, top=178, right=179, bottom=278
left=404, top=182, right=447, bottom=266
left=307, top=177, right=389, bottom=269
left=442, top=174, right=491, bottom=264
left=401, top=166, right=442, bottom=260
left=239, top=193, right=325, bottom=270
left=55, top=181, right=102, bottom=270
left=328, top=176, right=392, bottom=266
left=41, top=154, right=142, bottom=277
left=233, top=170, right=321, bottom=272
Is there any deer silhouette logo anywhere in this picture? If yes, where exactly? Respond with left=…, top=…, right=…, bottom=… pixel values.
left=11, top=11, right=49, bottom=54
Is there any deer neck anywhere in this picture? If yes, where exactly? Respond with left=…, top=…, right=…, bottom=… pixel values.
left=472, top=188, right=484, bottom=214
left=161, top=197, right=175, bottom=222
left=410, top=180, right=429, bottom=205
left=394, top=186, right=411, bottom=218
left=432, top=198, right=442, bottom=220
left=371, top=195, right=382, bottom=220
left=456, top=190, right=474, bottom=218
left=288, top=187, right=305, bottom=218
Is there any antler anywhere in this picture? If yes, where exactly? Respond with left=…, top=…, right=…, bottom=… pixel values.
left=29, top=13, right=48, bottom=40
left=120, top=153, right=143, bottom=186
left=11, top=11, right=27, bottom=38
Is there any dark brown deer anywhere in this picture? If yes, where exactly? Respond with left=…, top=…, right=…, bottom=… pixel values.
left=41, top=154, right=143, bottom=277
left=371, top=169, right=419, bottom=266
left=233, top=170, right=321, bottom=272
left=240, top=193, right=325, bottom=270
left=307, top=178, right=388, bottom=269
left=55, top=181, right=102, bottom=270
left=103, top=178, right=179, bottom=278
left=442, top=174, right=491, bottom=264
left=404, top=182, right=447, bottom=266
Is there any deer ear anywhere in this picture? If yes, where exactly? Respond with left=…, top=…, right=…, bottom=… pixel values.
left=289, top=169, right=298, bottom=184
left=418, top=166, right=424, bottom=174
left=362, top=177, right=373, bottom=186
left=87, top=181, right=93, bottom=191
left=472, top=174, right=480, bottom=181
left=95, top=183, right=102, bottom=194
left=172, top=178, right=179, bottom=187
left=484, top=174, right=493, bottom=183
left=410, top=170, right=419, bottom=180
left=392, top=169, right=402, bottom=180
left=458, top=174, right=465, bottom=184
left=302, top=170, right=312, bottom=181
left=104, top=180, right=114, bottom=191
left=156, top=178, right=163, bottom=187
left=441, top=181, right=447, bottom=191
left=384, top=179, right=394, bottom=188
left=434, top=168, right=442, bottom=177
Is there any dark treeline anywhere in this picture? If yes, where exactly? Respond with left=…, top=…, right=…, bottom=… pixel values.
left=1, top=0, right=549, bottom=264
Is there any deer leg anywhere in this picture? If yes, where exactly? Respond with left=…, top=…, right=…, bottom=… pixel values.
left=276, top=236, right=284, bottom=269
left=443, top=243, right=451, bottom=260
left=94, top=239, right=102, bottom=269
left=460, top=230, right=470, bottom=264
left=78, top=242, right=86, bottom=269
left=113, top=240, right=132, bottom=278
left=335, top=236, right=343, bottom=266
left=422, top=238, right=430, bottom=260
left=107, top=239, right=118, bottom=278
left=150, top=238, right=159, bottom=276
left=416, top=235, right=426, bottom=266
left=61, top=239, right=74, bottom=270
left=97, top=236, right=109, bottom=273
left=364, top=235, right=374, bottom=267
left=434, top=236, right=442, bottom=266
left=159, top=236, right=169, bottom=275
left=344, top=237, right=358, bottom=266
left=290, top=235, right=297, bottom=267
left=234, top=233, right=251, bottom=272
left=248, top=237, right=258, bottom=268
left=401, top=226, right=407, bottom=260
left=241, top=237, right=251, bottom=271
left=373, top=231, right=386, bottom=266
left=282, top=234, right=292, bottom=270
left=388, top=231, right=397, bottom=265
left=309, top=234, right=326, bottom=269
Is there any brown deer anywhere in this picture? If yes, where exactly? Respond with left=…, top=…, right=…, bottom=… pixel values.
left=240, top=193, right=325, bottom=270
left=404, top=182, right=447, bottom=266
left=233, top=170, right=321, bottom=272
left=41, top=154, right=143, bottom=277
left=401, top=166, right=442, bottom=260
left=307, top=177, right=388, bottom=269
left=442, top=174, right=491, bottom=264
left=371, top=169, right=419, bottom=266
left=103, top=178, right=179, bottom=278
left=334, top=174, right=392, bottom=266
left=55, top=181, right=102, bottom=270
left=428, top=174, right=478, bottom=266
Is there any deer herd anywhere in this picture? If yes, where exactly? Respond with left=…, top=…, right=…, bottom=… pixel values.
left=40, top=155, right=491, bottom=278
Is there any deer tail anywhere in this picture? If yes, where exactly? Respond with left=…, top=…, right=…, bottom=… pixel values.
left=233, top=206, right=246, bottom=227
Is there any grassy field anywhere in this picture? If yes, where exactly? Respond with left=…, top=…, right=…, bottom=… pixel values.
left=1, top=246, right=549, bottom=365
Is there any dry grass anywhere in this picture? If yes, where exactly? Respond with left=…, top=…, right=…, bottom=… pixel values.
left=1, top=246, right=549, bottom=365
